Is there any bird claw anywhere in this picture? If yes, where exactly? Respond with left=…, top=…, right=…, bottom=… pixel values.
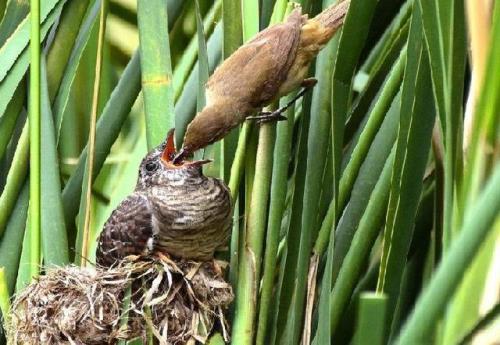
left=212, top=259, right=225, bottom=277
left=247, top=111, right=287, bottom=124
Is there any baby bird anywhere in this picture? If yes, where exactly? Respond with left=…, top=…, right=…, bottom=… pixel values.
left=173, top=0, right=350, bottom=162
left=96, top=130, right=232, bottom=267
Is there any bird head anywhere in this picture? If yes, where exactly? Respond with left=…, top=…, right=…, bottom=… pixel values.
left=173, top=104, right=237, bottom=163
left=136, top=129, right=211, bottom=189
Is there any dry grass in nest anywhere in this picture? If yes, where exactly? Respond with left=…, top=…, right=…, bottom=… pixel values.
left=7, top=256, right=233, bottom=344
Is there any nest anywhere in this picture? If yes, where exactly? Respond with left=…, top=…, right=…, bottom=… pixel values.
left=7, top=256, right=233, bottom=344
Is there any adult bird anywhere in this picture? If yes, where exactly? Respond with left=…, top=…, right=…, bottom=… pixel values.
left=96, top=130, right=232, bottom=267
left=173, top=0, right=350, bottom=163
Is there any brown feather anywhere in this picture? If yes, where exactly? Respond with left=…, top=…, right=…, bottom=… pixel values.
left=206, top=8, right=303, bottom=109
left=181, top=1, right=350, bottom=155
left=96, top=193, right=153, bottom=267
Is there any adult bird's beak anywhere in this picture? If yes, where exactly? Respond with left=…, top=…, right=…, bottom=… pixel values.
left=172, top=148, right=187, bottom=165
left=187, top=159, right=212, bottom=167
left=161, top=129, right=208, bottom=167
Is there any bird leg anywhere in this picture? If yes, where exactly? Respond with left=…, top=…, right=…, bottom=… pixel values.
left=247, top=111, right=288, bottom=123
left=247, top=78, right=318, bottom=124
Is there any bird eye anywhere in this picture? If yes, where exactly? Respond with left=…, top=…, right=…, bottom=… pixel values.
left=145, top=161, right=158, bottom=172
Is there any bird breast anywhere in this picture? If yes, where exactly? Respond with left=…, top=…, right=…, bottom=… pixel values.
left=148, top=173, right=232, bottom=260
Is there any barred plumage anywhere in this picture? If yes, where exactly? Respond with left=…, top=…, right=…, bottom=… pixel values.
left=96, top=131, right=232, bottom=267
left=150, top=168, right=231, bottom=260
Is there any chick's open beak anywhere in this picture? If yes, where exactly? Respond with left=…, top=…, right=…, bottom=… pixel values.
left=161, top=128, right=176, bottom=163
left=161, top=129, right=208, bottom=167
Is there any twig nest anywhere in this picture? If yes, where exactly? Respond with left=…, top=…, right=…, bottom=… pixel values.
left=8, top=257, right=233, bottom=344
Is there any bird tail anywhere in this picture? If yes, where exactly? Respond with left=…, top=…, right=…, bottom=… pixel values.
left=309, top=0, right=350, bottom=45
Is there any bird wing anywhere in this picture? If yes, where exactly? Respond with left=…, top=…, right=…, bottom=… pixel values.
left=206, top=8, right=303, bottom=108
left=96, top=192, right=152, bottom=267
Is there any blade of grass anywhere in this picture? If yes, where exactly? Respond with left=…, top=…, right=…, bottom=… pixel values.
left=321, top=148, right=394, bottom=341
left=0, top=122, right=28, bottom=237
left=117, top=284, right=134, bottom=345
left=0, top=0, right=64, bottom=82
left=285, top=0, right=343, bottom=340
left=344, top=20, right=409, bottom=143
left=331, top=90, right=401, bottom=283
left=194, top=0, right=214, bottom=167
left=232, top=123, right=275, bottom=344
left=418, top=0, right=446, bottom=128
left=444, top=0, right=466, bottom=244
left=0, top=1, right=63, bottom=120
left=172, top=0, right=220, bottom=101
left=192, top=0, right=211, bottom=163
left=227, top=0, right=260, bottom=209
left=313, top=86, right=400, bottom=342
left=0, top=267, right=11, bottom=328
left=338, top=47, right=404, bottom=211
left=332, top=260, right=381, bottom=344
left=313, top=0, right=379, bottom=339
left=260, top=0, right=278, bottom=28
left=331, top=0, right=378, bottom=198
left=207, top=333, right=225, bottom=345
left=227, top=123, right=251, bottom=201
left=353, top=293, right=388, bottom=345
left=0, top=84, right=25, bottom=162
left=137, top=0, right=174, bottom=149
left=231, top=1, right=266, bottom=342
left=194, top=0, right=208, bottom=113
left=46, top=0, right=90, bottom=101
left=0, top=181, right=28, bottom=295
left=52, top=0, right=103, bottom=143
left=0, top=0, right=29, bottom=46
left=61, top=50, right=140, bottom=233
left=273, top=88, right=311, bottom=345
left=0, top=1, right=5, bottom=21
left=227, top=122, right=251, bottom=287
left=40, top=56, right=68, bottom=266
left=228, top=197, right=240, bottom=288
left=15, top=212, right=32, bottom=292
left=460, top=0, right=500, bottom=232
left=442, top=227, right=499, bottom=344
left=256, top=91, right=296, bottom=345
left=463, top=0, right=491, bottom=149
left=77, top=0, right=107, bottom=266
left=220, top=0, right=242, bottom=181
left=457, top=302, right=500, bottom=345
left=314, top=187, right=336, bottom=345
left=419, top=0, right=466, bottom=249
left=376, top=45, right=436, bottom=338
left=29, top=0, right=41, bottom=281
left=444, top=3, right=500, bottom=341
left=388, top=181, right=435, bottom=340
left=313, top=46, right=405, bottom=259
left=360, top=0, right=412, bottom=75
left=174, top=23, right=222, bottom=147
left=241, top=0, right=259, bottom=43
left=395, top=162, right=500, bottom=344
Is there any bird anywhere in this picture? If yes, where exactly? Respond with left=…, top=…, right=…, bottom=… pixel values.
left=96, top=129, right=232, bottom=267
left=173, top=0, right=350, bottom=163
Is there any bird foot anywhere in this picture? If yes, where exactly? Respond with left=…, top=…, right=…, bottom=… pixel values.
left=156, top=252, right=172, bottom=262
left=301, top=77, right=318, bottom=88
left=247, top=111, right=287, bottom=124
left=212, top=259, right=226, bottom=277
left=155, top=252, right=182, bottom=272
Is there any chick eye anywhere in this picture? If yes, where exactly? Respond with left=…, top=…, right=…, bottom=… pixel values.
left=145, top=161, right=158, bottom=172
